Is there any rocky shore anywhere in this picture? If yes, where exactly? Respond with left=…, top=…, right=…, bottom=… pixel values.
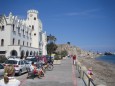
left=78, top=56, right=115, bottom=86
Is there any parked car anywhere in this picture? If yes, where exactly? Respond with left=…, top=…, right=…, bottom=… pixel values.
left=0, top=64, right=4, bottom=77
left=26, top=56, right=38, bottom=64
left=4, top=58, right=28, bottom=76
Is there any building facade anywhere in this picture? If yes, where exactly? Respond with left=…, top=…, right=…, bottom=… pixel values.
left=0, top=9, right=47, bottom=58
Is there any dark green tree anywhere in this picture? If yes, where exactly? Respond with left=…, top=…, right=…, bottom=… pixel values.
left=47, top=34, right=56, bottom=43
left=61, top=50, right=68, bottom=57
left=67, top=42, right=70, bottom=45
left=47, top=34, right=57, bottom=56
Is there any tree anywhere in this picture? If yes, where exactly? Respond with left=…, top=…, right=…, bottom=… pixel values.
left=47, top=34, right=56, bottom=43
left=47, top=34, right=57, bottom=56
left=61, top=50, right=68, bottom=57
left=67, top=42, right=70, bottom=45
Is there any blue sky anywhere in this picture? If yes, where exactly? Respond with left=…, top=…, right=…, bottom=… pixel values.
left=0, top=0, right=115, bottom=52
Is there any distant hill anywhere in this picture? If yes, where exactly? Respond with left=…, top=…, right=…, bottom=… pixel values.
left=56, top=44, right=98, bottom=58
left=56, top=44, right=91, bottom=56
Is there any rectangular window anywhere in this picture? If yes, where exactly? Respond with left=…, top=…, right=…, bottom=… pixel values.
left=18, top=40, right=20, bottom=45
left=18, top=27, right=20, bottom=33
left=23, top=41, right=24, bottom=46
left=27, top=42, right=28, bottom=46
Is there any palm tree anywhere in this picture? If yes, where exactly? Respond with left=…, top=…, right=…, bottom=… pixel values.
left=47, top=34, right=56, bottom=43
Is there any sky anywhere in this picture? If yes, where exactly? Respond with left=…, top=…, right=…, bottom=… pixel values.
left=0, top=0, right=115, bottom=52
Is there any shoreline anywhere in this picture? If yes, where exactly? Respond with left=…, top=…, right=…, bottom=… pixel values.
left=78, top=56, right=115, bottom=86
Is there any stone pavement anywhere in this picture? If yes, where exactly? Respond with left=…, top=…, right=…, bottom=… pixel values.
left=18, top=58, right=85, bottom=86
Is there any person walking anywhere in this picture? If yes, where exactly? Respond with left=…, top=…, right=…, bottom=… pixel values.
left=0, top=65, right=20, bottom=86
left=73, top=55, right=76, bottom=65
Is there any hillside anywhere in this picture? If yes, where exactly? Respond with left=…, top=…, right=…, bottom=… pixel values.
left=56, top=44, right=92, bottom=56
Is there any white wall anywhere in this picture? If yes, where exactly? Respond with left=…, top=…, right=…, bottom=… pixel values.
left=0, top=9, right=47, bottom=58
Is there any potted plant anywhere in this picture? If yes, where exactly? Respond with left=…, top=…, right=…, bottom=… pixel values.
left=53, top=54, right=61, bottom=65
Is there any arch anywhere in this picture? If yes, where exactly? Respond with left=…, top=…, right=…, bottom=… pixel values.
left=26, top=51, right=29, bottom=57
left=30, top=51, right=32, bottom=56
left=21, top=50, right=25, bottom=59
left=10, top=50, right=17, bottom=56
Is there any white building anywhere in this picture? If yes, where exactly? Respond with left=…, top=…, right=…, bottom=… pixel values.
left=0, top=9, right=47, bottom=59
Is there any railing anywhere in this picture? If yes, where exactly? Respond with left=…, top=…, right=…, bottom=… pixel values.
left=76, top=62, right=96, bottom=86
left=82, top=71, right=96, bottom=86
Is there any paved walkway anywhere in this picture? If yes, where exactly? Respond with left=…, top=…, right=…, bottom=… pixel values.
left=19, top=58, right=85, bottom=86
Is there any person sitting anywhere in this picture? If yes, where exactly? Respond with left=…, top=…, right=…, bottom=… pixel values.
left=87, top=67, right=93, bottom=80
left=0, top=64, right=20, bottom=86
left=30, top=61, right=44, bottom=78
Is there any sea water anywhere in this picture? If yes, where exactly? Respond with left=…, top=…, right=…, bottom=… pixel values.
left=96, top=55, right=115, bottom=64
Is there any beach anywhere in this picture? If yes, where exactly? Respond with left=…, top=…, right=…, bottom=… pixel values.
left=78, top=56, right=115, bottom=86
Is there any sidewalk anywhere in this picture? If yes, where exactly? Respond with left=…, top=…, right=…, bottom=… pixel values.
left=20, top=58, right=85, bottom=86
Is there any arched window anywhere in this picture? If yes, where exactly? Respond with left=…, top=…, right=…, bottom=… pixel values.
left=34, top=17, right=36, bottom=20
left=34, top=33, right=36, bottom=36
left=32, top=25, right=34, bottom=30
left=1, top=39, right=4, bottom=46
left=13, top=38, right=15, bottom=45
left=30, top=51, right=32, bottom=55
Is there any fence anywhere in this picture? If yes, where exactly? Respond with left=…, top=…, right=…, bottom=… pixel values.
left=76, top=61, right=96, bottom=86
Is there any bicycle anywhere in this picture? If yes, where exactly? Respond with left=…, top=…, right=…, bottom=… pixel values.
left=43, top=62, right=53, bottom=71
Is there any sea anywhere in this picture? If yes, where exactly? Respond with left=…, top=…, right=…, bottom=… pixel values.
left=96, top=55, right=115, bottom=64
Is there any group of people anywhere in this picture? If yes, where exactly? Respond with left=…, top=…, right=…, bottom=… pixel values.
left=0, top=56, right=54, bottom=86
left=29, top=56, right=54, bottom=79
left=30, top=61, right=45, bottom=79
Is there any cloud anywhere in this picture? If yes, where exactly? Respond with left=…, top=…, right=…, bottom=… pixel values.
left=65, top=9, right=100, bottom=16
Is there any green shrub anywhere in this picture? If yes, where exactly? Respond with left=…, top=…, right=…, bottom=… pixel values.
left=0, top=56, right=7, bottom=63
left=54, top=54, right=61, bottom=60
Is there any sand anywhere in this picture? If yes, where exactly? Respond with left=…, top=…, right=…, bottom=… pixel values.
left=78, top=56, right=115, bottom=86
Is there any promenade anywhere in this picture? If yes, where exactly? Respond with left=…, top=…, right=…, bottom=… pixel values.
left=17, top=58, right=85, bottom=86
